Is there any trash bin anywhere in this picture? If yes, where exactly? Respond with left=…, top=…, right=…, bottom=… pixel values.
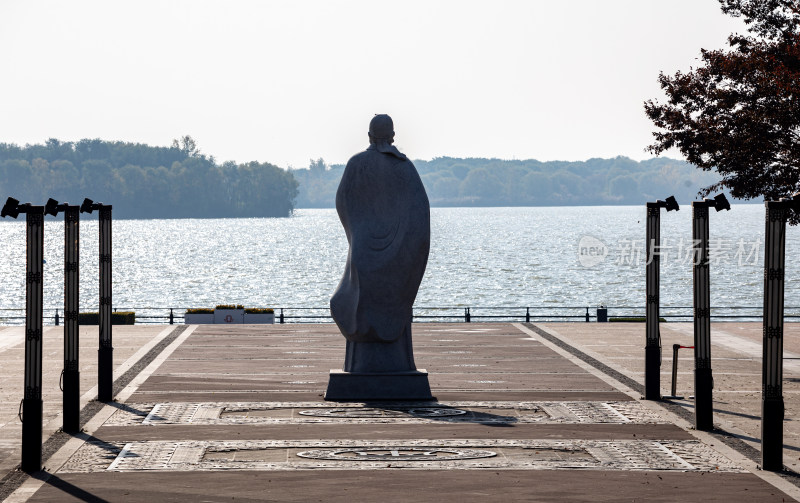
left=596, top=307, right=608, bottom=322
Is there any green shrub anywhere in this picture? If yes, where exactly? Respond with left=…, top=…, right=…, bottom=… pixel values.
left=186, top=308, right=214, bottom=314
left=78, top=311, right=135, bottom=325
left=609, top=317, right=666, bottom=322
left=215, top=304, right=244, bottom=310
left=244, top=308, right=274, bottom=314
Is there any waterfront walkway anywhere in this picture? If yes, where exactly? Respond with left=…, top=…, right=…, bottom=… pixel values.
left=0, top=322, right=799, bottom=501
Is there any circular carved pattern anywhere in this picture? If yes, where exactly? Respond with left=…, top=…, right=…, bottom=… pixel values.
left=296, top=447, right=496, bottom=461
left=298, top=407, right=467, bottom=418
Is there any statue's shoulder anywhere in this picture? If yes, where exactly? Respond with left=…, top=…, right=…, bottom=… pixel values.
left=345, top=149, right=413, bottom=170
left=346, top=150, right=376, bottom=165
left=345, top=150, right=390, bottom=174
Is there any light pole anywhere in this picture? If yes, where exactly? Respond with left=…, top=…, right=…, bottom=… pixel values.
left=691, top=193, right=730, bottom=431
left=80, top=198, right=113, bottom=402
left=2, top=197, right=44, bottom=472
left=45, top=198, right=81, bottom=432
left=644, top=195, right=679, bottom=400
left=761, top=194, right=800, bottom=470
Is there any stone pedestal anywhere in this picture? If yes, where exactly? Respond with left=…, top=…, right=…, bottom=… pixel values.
left=324, top=369, right=434, bottom=401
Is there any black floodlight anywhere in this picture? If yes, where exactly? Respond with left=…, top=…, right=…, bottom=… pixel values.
left=80, top=198, right=95, bottom=214
left=44, top=198, right=60, bottom=217
left=782, top=192, right=800, bottom=211
left=650, top=196, right=679, bottom=212
left=712, top=193, right=731, bottom=211
left=1, top=197, right=20, bottom=218
left=664, top=195, right=679, bottom=212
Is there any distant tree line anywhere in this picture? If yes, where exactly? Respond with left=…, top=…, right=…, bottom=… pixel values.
left=292, top=156, right=721, bottom=208
left=0, top=137, right=298, bottom=218
left=0, top=138, right=723, bottom=218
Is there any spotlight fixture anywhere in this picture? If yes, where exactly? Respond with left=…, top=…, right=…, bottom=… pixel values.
left=80, top=198, right=95, bottom=214
left=44, top=198, right=60, bottom=217
left=781, top=192, right=800, bottom=211
left=652, top=195, right=679, bottom=212
left=1, top=197, right=21, bottom=218
left=664, top=195, right=679, bottom=212
left=712, top=193, right=731, bottom=211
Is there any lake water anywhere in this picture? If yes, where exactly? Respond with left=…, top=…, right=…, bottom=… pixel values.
left=0, top=205, right=798, bottom=322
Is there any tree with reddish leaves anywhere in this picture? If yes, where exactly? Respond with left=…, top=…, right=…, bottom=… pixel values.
left=645, top=0, right=800, bottom=218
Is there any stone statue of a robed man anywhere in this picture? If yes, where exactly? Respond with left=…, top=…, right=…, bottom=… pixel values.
left=325, top=114, right=433, bottom=400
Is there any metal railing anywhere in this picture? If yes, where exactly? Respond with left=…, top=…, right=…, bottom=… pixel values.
left=2, top=305, right=800, bottom=325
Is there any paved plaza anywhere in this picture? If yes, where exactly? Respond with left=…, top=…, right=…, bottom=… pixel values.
left=0, top=322, right=798, bottom=501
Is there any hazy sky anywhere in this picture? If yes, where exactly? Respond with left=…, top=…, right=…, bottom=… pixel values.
left=0, top=1, right=746, bottom=169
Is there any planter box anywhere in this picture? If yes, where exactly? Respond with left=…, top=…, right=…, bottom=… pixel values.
left=184, top=313, right=214, bottom=324
left=214, top=309, right=244, bottom=324
left=78, top=312, right=136, bottom=325
left=243, top=313, right=274, bottom=324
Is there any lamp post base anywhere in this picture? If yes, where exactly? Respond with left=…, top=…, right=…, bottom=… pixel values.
left=98, top=347, right=113, bottom=402
left=63, top=369, right=80, bottom=432
left=21, top=398, right=42, bottom=473
left=694, top=367, right=714, bottom=431
left=762, top=396, right=785, bottom=471
left=644, top=345, right=661, bottom=400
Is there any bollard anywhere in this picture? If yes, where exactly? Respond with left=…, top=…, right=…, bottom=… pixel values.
left=691, top=194, right=729, bottom=430
left=585, top=307, right=589, bottom=322
left=46, top=199, right=82, bottom=432
left=663, top=344, right=693, bottom=399
left=98, top=205, right=113, bottom=401
left=55, top=310, right=59, bottom=326
left=81, top=199, right=113, bottom=402
left=23, top=206, right=44, bottom=472
left=670, top=344, right=681, bottom=398
left=645, top=195, right=679, bottom=400
left=57, top=202, right=81, bottom=432
left=3, top=198, right=45, bottom=472
left=760, top=196, right=800, bottom=470
left=62, top=204, right=81, bottom=431
left=465, top=307, right=471, bottom=323
left=525, top=307, right=530, bottom=323
left=169, top=308, right=174, bottom=325
left=280, top=308, right=285, bottom=324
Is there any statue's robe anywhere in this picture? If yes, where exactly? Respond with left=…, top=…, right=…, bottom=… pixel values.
left=330, top=143, right=430, bottom=373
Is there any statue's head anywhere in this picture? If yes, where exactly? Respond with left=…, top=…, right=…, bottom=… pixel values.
left=368, top=114, right=394, bottom=144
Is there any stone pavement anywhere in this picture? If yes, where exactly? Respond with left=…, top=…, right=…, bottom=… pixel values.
left=0, top=322, right=797, bottom=502
left=538, top=322, right=800, bottom=472
left=0, top=325, right=175, bottom=478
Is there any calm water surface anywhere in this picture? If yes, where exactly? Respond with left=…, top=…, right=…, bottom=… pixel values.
left=0, top=205, right=797, bottom=319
